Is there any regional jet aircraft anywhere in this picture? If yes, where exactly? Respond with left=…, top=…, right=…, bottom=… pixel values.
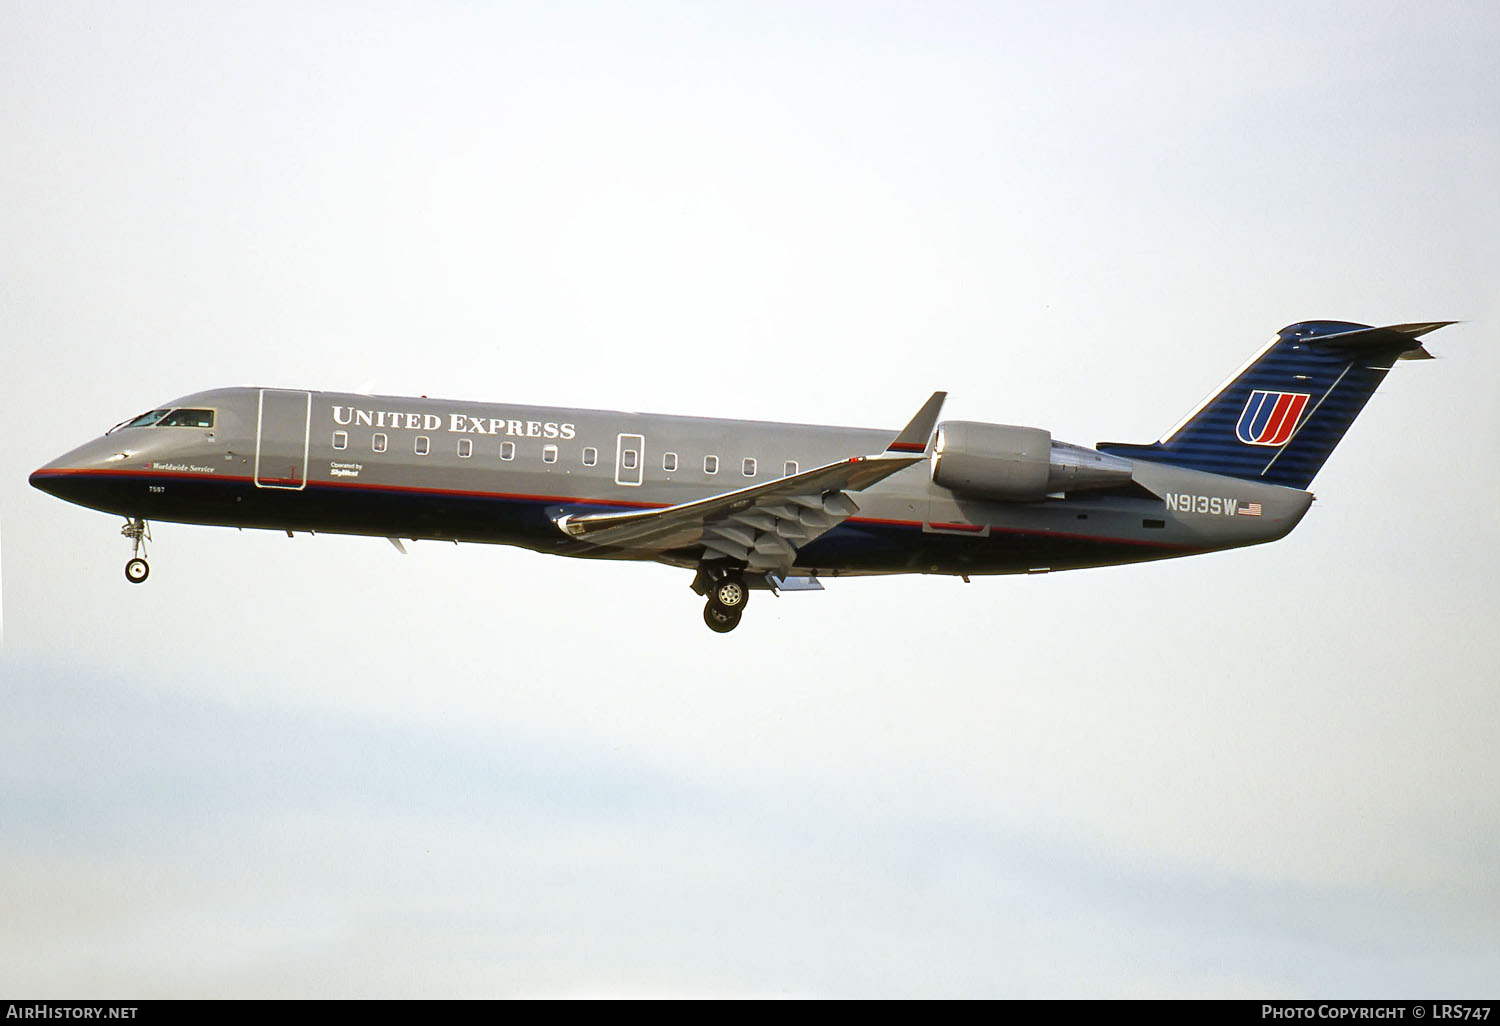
left=30, top=320, right=1449, bottom=632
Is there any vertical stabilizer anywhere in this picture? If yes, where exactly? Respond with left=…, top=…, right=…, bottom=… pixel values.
left=1096, top=321, right=1451, bottom=488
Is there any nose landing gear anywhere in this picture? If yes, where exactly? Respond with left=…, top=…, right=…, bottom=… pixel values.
left=121, top=517, right=151, bottom=584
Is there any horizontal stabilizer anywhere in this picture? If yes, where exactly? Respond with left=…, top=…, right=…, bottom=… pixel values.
left=1303, top=320, right=1455, bottom=360
left=1312, top=321, right=1454, bottom=345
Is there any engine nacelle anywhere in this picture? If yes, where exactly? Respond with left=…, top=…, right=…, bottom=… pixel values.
left=931, top=421, right=1135, bottom=501
left=932, top=422, right=1053, bottom=501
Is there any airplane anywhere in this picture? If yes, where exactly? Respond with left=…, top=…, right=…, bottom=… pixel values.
left=30, top=319, right=1450, bottom=632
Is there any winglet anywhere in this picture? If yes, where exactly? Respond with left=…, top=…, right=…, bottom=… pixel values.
left=886, top=391, right=946, bottom=455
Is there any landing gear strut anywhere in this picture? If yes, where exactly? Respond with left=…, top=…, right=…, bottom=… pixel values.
left=121, top=517, right=151, bottom=584
left=699, top=572, right=749, bottom=633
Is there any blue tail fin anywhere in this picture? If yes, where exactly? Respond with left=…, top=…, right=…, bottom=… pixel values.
left=1097, top=320, right=1451, bottom=489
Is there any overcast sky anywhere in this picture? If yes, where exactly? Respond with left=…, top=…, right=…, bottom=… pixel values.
left=2, top=0, right=1497, bottom=998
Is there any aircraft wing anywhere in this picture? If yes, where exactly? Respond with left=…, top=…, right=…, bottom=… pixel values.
left=553, top=392, right=945, bottom=571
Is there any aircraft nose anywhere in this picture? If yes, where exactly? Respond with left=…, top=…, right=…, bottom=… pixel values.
left=29, top=438, right=135, bottom=511
left=29, top=448, right=82, bottom=498
left=30, top=456, right=98, bottom=504
left=28, top=464, right=63, bottom=498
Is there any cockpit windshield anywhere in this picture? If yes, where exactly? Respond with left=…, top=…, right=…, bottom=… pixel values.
left=108, top=410, right=169, bottom=433
left=157, top=409, right=215, bottom=428
left=106, top=408, right=214, bottom=434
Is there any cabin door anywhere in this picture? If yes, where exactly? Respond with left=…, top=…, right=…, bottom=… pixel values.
left=254, top=389, right=312, bottom=489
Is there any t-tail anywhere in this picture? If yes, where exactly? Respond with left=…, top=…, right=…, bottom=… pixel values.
left=1097, top=320, right=1453, bottom=489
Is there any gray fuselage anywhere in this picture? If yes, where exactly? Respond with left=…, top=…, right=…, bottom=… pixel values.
left=31, top=386, right=1313, bottom=578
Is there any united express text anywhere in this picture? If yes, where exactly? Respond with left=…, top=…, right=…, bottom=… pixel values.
left=331, top=406, right=576, bottom=440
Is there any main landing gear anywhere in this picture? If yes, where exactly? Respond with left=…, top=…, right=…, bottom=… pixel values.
left=121, top=517, right=151, bottom=584
left=700, top=573, right=749, bottom=634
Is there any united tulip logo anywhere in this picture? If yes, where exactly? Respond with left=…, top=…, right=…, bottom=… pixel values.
left=1235, top=390, right=1309, bottom=446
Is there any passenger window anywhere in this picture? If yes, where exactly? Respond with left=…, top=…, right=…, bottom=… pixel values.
left=784, top=460, right=798, bottom=477
left=622, top=449, right=638, bottom=470
left=582, top=447, right=598, bottom=467
left=742, top=458, right=757, bottom=477
left=704, top=455, right=719, bottom=475
left=333, top=431, right=348, bottom=450
left=373, top=433, right=388, bottom=453
left=458, top=438, right=472, bottom=458
left=543, top=444, right=558, bottom=464
left=500, top=441, right=515, bottom=461
left=415, top=435, right=430, bottom=456
left=663, top=452, right=678, bottom=472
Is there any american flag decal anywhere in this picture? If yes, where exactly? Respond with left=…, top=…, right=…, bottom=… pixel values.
left=1238, top=502, right=1263, bottom=517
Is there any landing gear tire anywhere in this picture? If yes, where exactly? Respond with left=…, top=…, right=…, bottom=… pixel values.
left=704, top=603, right=741, bottom=633
left=710, top=575, right=749, bottom=612
left=120, top=518, right=151, bottom=583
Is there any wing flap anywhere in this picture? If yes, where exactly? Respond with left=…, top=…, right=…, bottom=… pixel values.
left=555, top=452, right=917, bottom=566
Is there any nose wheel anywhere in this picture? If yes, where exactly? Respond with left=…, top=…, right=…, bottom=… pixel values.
left=121, top=517, right=151, bottom=584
